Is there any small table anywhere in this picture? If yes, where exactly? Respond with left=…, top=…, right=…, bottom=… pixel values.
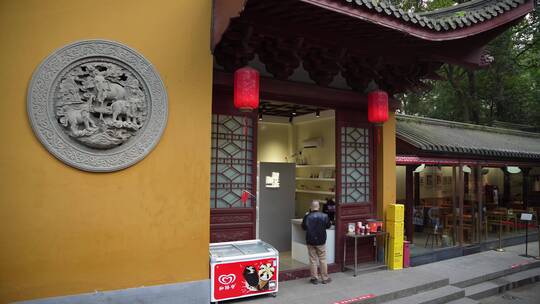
left=342, top=232, right=388, bottom=276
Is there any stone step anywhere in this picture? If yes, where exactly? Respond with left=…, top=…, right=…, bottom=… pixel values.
left=464, top=267, right=540, bottom=300
left=342, top=262, right=388, bottom=276
left=446, top=298, right=479, bottom=304
left=452, top=259, right=540, bottom=288
left=355, top=277, right=449, bottom=304
left=381, top=286, right=464, bottom=304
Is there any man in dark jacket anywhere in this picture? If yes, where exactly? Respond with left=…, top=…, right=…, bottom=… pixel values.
left=302, top=200, right=332, bottom=284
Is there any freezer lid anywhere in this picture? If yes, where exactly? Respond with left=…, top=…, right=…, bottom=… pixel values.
left=209, top=240, right=277, bottom=261
left=235, top=241, right=274, bottom=255
left=209, top=244, right=244, bottom=258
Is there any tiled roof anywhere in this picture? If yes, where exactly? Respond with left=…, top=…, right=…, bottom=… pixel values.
left=396, top=114, right=540, bottom=160
left=344, top=0, right=529, bottom=32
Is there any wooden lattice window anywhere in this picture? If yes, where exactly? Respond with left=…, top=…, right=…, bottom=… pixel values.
left=340, top=127, right=371, bottom=204
left=210, top=114, right=254, bottom=208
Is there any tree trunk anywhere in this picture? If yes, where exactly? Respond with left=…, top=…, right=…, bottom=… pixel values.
left=467, top=70, right=479, bottom=123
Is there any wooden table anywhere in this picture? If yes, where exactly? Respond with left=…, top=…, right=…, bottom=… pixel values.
left=342, top=232, right=388, bottom=277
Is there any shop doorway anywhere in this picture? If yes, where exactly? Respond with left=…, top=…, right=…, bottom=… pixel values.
left=256, top=105, right=336, bottom=272
left=209, top=75, right=379, bottom=279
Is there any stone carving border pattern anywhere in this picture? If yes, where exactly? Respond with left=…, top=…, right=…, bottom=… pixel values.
left=27, top=40, right=168, bottom=172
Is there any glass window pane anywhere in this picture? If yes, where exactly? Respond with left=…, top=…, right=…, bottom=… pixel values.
left=340, top=126, right=371, bottom=204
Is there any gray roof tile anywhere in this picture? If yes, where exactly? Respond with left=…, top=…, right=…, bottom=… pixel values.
left=342, top=0, right=530, bottom=32
left=396, top=114, right=540, bottom=160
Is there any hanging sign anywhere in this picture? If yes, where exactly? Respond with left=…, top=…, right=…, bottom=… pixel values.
left=265, top=172, right=280, bottom=188
left=520, top=213, right=533, bottom=221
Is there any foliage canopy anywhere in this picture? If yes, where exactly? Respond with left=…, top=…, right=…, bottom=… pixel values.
left=388, top=1, right=540, bottom=128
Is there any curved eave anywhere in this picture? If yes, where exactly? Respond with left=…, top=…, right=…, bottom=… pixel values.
left=396, top=131, right=540, bottom=161
left=300, top=0, right=534, bottom=42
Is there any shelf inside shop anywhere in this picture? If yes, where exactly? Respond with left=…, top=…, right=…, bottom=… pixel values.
left=295, top=164, right=335, bottom=168
left=295, top=177, right=335, bottom=181
left=295, top=189, right=335, bottom=195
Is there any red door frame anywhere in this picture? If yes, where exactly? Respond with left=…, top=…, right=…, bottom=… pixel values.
left=211, top=71, right=378, bottom=268
left=335, top=109, right=377, bottom=265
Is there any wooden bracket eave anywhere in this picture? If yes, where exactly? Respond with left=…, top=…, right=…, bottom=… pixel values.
left=212, top=0, right=248, bottom=53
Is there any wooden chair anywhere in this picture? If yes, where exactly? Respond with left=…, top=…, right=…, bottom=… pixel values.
left=425, top=224, right=443, bottom=248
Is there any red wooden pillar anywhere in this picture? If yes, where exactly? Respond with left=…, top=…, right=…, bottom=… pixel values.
left=458, top=165, right=465, bottom=246
left=521, top=167, right=531, bottom=209
left=475, top=165, right=483, bottom=242
left=503, top=168, right=511, bottom=208
left=452, top=166, right=458, bottom=245
left=405, top=165, right=415, bottom=242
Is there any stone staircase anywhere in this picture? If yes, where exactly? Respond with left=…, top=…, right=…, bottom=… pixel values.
left=371, top=259, right=540, bottom=304
left=235, top=244, right=540, bottom=304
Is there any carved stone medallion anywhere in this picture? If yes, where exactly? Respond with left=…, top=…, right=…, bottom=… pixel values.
left=27, top=40, right=168, bottom=172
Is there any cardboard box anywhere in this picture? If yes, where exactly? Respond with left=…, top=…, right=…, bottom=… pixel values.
left=386, top=204, right=404, bottom=222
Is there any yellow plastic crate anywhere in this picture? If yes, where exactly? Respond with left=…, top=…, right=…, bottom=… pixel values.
left=386, top=204, right=404, bottom=222
left=388, top=256, right=403, bottom=270
left=388, top=237, right=404, bottom=251
left=387, top=238, right=404, bottom=270
left=386, top=221, right=404, bottom=240
left=388, top=240, right=403, bottom=254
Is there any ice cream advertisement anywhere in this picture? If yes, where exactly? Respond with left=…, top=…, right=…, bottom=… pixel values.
left=212, top=257, right=278, bottom=301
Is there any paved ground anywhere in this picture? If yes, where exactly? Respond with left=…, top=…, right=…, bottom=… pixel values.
left=479, top=281, right=540, bottom=304
left=224, top=242, right=539, bottom=304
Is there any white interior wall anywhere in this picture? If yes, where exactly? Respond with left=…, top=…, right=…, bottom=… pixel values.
left=257, top=112, right=336, bottom=218
left=257, top=122, right=291, bottom=163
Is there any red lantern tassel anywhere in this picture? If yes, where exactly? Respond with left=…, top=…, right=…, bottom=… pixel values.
left=241, top=190, right=249, bottom=206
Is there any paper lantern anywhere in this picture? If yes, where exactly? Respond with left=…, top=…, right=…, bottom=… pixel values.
left=234, top=66, right=259, bottom=112
left=368, top=90, right=389, bottom=124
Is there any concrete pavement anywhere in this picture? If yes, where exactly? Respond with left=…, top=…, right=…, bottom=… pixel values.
left=479, top=281, right=540, bottom=304
left=225, top=242, right=540, bottom=304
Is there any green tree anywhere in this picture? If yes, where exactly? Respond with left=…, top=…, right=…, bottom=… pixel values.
left=397, top=4, right=540, bottom=128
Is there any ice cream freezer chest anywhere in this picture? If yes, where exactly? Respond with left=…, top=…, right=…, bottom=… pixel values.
left=209, top=239, right=279, bottom=303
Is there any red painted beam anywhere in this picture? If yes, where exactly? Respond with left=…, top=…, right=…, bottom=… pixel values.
left=213, top=69, right=401, bottom=111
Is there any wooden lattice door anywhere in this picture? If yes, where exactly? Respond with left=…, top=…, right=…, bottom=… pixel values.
left=210, top=112, right=257, bottom=243
left=335, top=110, right=376, bottom=264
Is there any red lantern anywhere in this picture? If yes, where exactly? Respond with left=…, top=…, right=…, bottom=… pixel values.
left=234, top=66, right=260, bottom=112
left=367, top=90, right=389, bottom=124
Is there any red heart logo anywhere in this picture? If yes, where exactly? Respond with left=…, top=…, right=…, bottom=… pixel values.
left=218, top=274, right=236, bottom=285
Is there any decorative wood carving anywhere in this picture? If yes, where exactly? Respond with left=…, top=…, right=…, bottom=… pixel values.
left=210, top=228, right=252, bottom=243
left=302, top=47, right=345, bottom=86
left=212, top=0, right=533, bottom=91
left=211, top=213, right=253, bottom=224
left=341, top=56, right=377, bottom=91
left=214, top=20, right=446, bottom=93
left=257, top=36, right=303, bottom=80
left=340, top=205, right=372, bottom=218
left=210, top=208, right=256, bottom=243
left=214, top=22, right=256, bottom=72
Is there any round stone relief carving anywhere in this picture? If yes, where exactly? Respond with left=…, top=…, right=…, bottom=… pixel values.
left=27, top=40, right=168, bottom=172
